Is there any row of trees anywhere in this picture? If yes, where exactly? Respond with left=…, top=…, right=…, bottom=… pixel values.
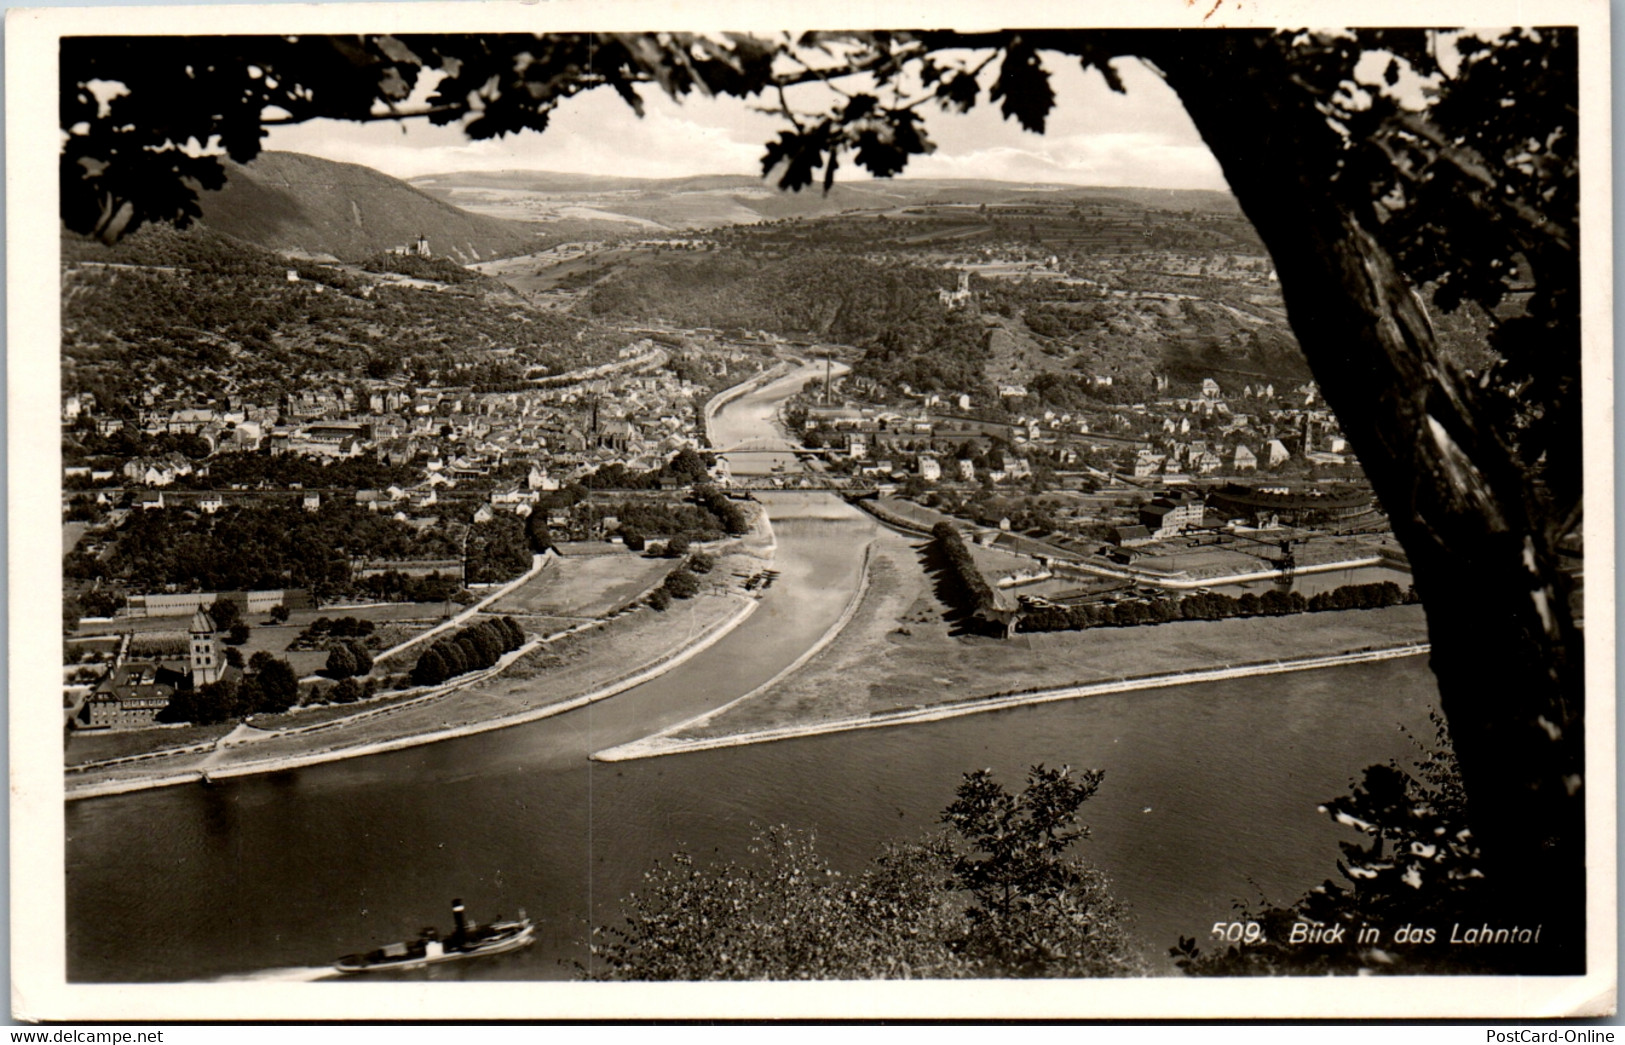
left=1017, top=581, right=1414, bottom=633
left=177, top=452, right=418, bottom=494
left=408, top=616, right=526, bottom=688
left=930, top=522, right=999, bottom=618
left=351, top=570, right=461, bottom=604
left=293, top=615, right=376, bottom=642
left=576, top=501, right=719, bottom=541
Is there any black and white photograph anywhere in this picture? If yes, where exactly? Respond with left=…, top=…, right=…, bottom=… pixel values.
left=10, top=0, right=1615, bottom=1021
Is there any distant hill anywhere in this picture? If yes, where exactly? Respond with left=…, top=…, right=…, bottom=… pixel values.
left=410, top=169, right=1242, bottom=232
left=196, top=152, right=548, bottom=263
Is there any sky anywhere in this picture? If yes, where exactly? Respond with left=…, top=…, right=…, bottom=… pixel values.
left=264, top=51, right=1230, bottom=191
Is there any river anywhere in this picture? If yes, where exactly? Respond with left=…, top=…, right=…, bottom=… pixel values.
left=64, top=362, right=1443, bottom=984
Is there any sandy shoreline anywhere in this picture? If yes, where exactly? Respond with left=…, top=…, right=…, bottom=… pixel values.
left=591, top=640, right=1431, bottom=762
left=636, top=539, right=877, bottom=746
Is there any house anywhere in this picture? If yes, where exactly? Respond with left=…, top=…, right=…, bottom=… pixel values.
left=302, top=492, right=322, bottom=513
left=1111, top=524, right=1155, bottom=548
left=1133, top=453, right=1166, bottom=479
left=957, top=458, right=976, bottom=481
left=472, top=504, right=496, bottom=524
left=138, top=491, right=165, bottom=511
left=1267, top=439, right=1291, bottom=467
left=80, top=661, right=189, bottom=729
left=918, top=456, right=942, bottom=483
left=1140, top=494, right=1205, bottom=538
left=198, top=494, right=224, bottom=514
left=1201, top=378, right=1222, bottom=399
left=1234, top=445, right=1258, bottom=471
left=491, top=487, right=540, bottom=507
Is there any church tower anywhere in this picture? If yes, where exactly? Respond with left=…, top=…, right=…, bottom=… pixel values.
left=189, top=607, right=220, bottom=689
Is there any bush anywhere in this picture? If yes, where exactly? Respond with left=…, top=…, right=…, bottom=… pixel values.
left=255, top=659, right=300, bottom=713
left=411, top=647, right=449, bottom=687
left=209, top=598, right=242, bottom=632
left=227, top=622, right=251, bottom=645
left=325, top=644, right=358, bottom=679
left=663, top=534, right=692, bottom=559
left=332, top=677, right=363, bottom=703
left=346, top=639, right=374, bottom=677
left=648, top=588, right=673, bottom=611
left=687, top=553, right=715, bottom=575
left=694, top=484, right=750, bottom=535
left=663, top=569, right=701, bottom=599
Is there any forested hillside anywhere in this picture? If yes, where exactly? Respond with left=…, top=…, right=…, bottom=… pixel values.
left=585, top=252, right=998, bottom=397
left=587, top=252, right=945, bottom=341
left=62, top=224, right=625, bottom=414
left=579, top=244, right=1312, bottom=405
left=200, top=152, right=547, bottom=262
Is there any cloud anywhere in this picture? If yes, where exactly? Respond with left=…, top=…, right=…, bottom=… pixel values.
left=906, top=133, right=1227, bottom=190
left=262, top=51, right=1227, bottom=190
left=265, top=87, right=778, bottom=181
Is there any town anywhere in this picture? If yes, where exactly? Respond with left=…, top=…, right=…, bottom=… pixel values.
left=60, top=223, right=1403, bottom=748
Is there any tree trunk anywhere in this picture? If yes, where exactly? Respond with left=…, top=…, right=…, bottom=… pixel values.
left=1153, top=36, right=1586, bottom=969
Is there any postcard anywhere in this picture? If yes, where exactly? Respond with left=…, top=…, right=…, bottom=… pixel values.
left=11, top=0, right=1615, bottom=1021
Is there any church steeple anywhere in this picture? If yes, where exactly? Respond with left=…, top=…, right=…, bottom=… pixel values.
left=189, top=607, right=220, bottom=688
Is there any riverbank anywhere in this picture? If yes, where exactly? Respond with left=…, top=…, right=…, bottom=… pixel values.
left=65, top=591, right=759, bottom=800
left=593, top=642, right=1429, bottom=761
left=593, top=523, right=1432, bottom=760
left=854, top=496, right=1403, bottom=590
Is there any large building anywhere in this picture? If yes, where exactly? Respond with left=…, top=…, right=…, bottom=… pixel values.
left=1139, top=493, right=1206, bottom=538
left=80, top=661, right=189, bottom=730
left=1206, top=483, right=1374, bottom=527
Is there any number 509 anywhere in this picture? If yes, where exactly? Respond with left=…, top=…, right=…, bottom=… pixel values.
left=1211, top=921, right=1264, bottom=944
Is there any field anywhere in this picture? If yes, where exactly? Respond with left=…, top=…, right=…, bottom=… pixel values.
left=487, top=552, right=673, bottom=619
left=666, top=526, right=1430, bottom=742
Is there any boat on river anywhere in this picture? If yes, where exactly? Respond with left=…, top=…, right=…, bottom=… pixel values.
left=333, top=899, right=534, bottom=974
